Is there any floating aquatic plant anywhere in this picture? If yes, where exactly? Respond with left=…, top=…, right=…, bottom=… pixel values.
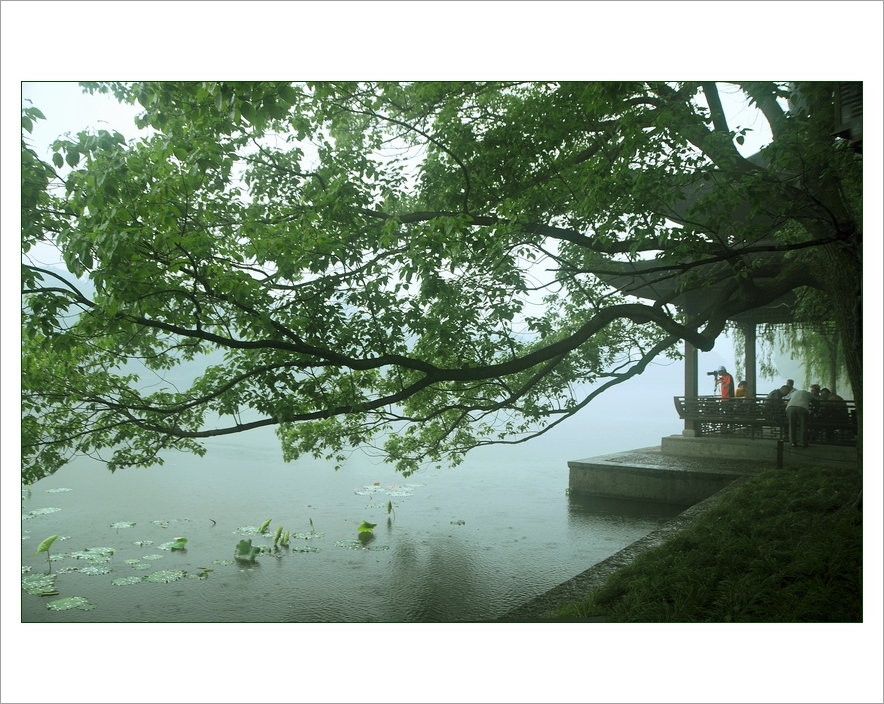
left=133, top=540, right=154, bottom=547
left=290, top=531, right=324, bottom=540
left=45, top=487, right=72, bottom=493
left=288, top=545, right=321, bottom=553
left=234, top=539, right=262, bottom=563
left=46, top=596, right=95, bottom=611
left=144, top=569, right=186, bottom=583
left=357, top=521, right=376, bottom=534
left=158, top=537, right=187, bottom=551
left=23, top=507, right=62, bottom=520
left=110, top=521, right=136, bottom=530
left=111, top=576, right=143, bottom=586
left=233, top=525, right=261, bottom=536
left=22, top=573, right=57, bottom=596
left=280, top=530, right=290, bottom=547
left=258, top=518, right=272, bottom=534
left=273, top=525, right=283, bottom=547
left=142, top=554, right=164, bottom=561
left=212, top=559, right=234, bottom=566
left=21, top=565, right=32, bottom=575
left=70, top=547, right=115, bottom=563
left=335, top=539, right=389, bottom=552
left=78, top=564, right=112, bottom=576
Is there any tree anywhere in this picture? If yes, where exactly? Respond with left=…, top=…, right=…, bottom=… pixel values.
left=738, top=286, right=853, bottom=394
left=21, top=81, right=862, bottom=483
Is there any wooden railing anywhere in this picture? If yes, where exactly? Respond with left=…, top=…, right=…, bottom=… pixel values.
left=673, top=395, right=857, bottom=445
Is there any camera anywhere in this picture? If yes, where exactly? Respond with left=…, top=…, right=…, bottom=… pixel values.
left=706, top=370, right=719, bottom=377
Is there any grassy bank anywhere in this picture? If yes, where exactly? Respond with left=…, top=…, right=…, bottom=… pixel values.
left=553, top=463, right=862, bottom=622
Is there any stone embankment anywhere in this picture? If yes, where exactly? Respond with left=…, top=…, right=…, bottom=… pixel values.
left=497, top=477, right=749, bottom=621
left=498, top=439, right=858, bottom=621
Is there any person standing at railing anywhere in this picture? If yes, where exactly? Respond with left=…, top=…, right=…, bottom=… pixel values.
left=715, top=366, right=735, bottom=400
left=786, top=388, right=813, bottom=447
left=764, top=385, right=791, bottom=437
left=735, top=380, right=748, bottom=397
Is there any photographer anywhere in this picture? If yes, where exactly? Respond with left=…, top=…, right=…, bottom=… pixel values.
left=712, top=366, right=735, bottom=400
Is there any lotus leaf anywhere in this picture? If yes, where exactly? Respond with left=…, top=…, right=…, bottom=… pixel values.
left=144, top=569, right=186, bottom=583
left=46, top=596, right=95, bottom=611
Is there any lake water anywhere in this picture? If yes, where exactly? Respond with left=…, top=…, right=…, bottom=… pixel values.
left=19, top=363, right=691, bottom=624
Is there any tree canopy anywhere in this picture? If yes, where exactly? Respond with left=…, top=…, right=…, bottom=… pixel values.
left=21, top=81, right=862, bottom=482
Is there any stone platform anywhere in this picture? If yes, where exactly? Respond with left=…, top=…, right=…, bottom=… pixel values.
left=568, top=436, right=858, bottom=502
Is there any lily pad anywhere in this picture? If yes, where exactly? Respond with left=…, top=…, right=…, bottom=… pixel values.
left=233, top=525, right=261, bottom=536
left=46, top=596, right=95, bottom=611
left=70, top=547, right=115, bottom=563
left=289, top=545, right=321, bottom=553
left=290, top=531, right=324, bottom=540
left=78, top=564, right=112, bottom=576
left=22, top=573, right=58, bottom=596
left=212, top=559, right=235, bottom=566
left=158, top=537, right=187, bottom=551
left=110, top=521, right=136, bottom=529
left=45, top=487, right=72, bottom=493
left=335, top=540, right=389, bottom=551
left=133, top=540, right=154, bottom=547
left=112, top=576, right=144, bottom=586
left=23, top=507, right=62, bottom=520
left=144, top=569, right=186, bottom=584
left=234, top=539, right=262, bottom=562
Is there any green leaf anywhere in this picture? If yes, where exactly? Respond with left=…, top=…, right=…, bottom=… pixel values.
left=234, top=538, right=261, bottom=562
left=258, top=518, right=272, bottom=534
left=52, top=152, right=63, bottom=169
left=357, top=520, right=376, bottom=533
left=169, top=536, right=188, bottom=551
left=34, top=534, right=60, bottom=555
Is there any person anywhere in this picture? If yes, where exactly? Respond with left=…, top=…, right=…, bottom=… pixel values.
left=786, top=387, right=813, bottom=447
left=820, top=387, right=849, bottom=441
left=820, top=388, right=845, bottom=403
left=782, top=379, right=795, bottom=400
left=764, top=385, right=791, bottom=434
left=735, top=380, right=748, bottom=397
left=715, top=366, right=735, bottom=400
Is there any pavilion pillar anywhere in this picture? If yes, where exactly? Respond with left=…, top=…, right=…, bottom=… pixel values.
left=742, top=323, right=757, bottom=397
left=683, top=339, right=699, bottom=436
